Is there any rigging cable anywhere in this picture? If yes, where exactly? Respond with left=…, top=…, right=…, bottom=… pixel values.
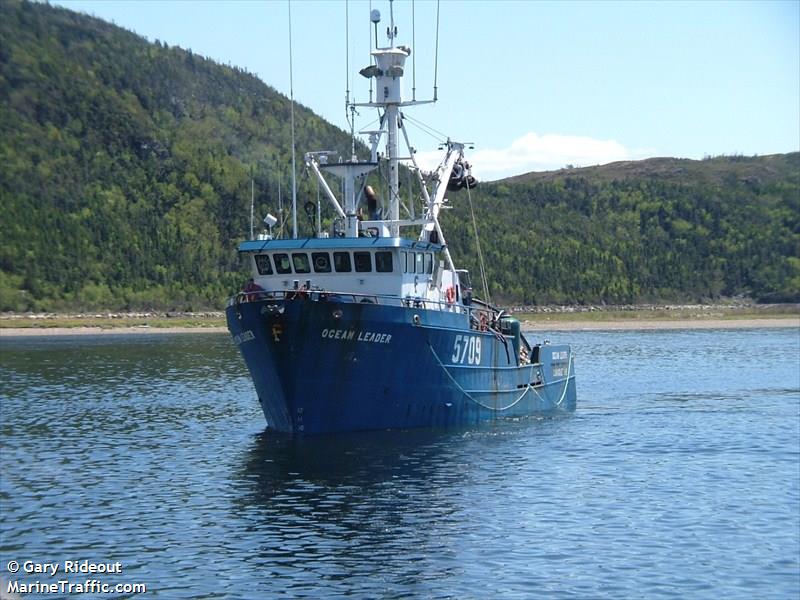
left=433, top=0, right=440, bottom=101
left=426, top=343, right=573, bottom=410
left=412, top=0, right=416, bottom=101
left=345, top=0, right=357, bottom=159
left=404, top=113, right=449, bottom=139
left=368, top=0, right=373, bottom=103
left=466, top=174, right=491, bottom=304
left=402, top=113, right=448, bottom=143
left=345, top=0, right=350, bottom=123
left=288, top=0, right=298, bottom=238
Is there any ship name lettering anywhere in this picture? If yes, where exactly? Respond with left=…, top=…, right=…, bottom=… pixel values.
left=357, top=331, right=392, bottom=344
left=321, top=328, right=355, bottom=340
left=233, top=330, right=255, bottom=345
left=321, top=329, right=392, bottom=344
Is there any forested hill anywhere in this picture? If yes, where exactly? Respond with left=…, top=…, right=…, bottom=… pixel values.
left=1, top=1, right=798, bottom=311
left=0, top=0, right=356, bottom=311
left=450, top=153, right=799, bottom=304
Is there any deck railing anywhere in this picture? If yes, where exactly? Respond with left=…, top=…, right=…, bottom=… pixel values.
left=228, top=290, right=517, bottom=344
left=227, top=289, right=497, bottom=322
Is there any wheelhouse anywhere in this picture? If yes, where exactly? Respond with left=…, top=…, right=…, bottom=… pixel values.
left=238, top=237, right=462, bottom=305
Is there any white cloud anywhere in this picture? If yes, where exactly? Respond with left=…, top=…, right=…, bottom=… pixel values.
left=413, top=132, right=641, bottom=181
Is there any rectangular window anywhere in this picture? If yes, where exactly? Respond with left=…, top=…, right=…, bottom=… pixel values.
left=376, top=251, right=393, bottom=273
left=254, top=254, right=273, bottom=275
left=292, top=253, right=310, bottom=274
left=425, top=253, right=433, bottom=274
left=312, top=252, right=331, bottom=273
left=354, top=251, right=372, bottom=272
left=415, top=252, right=424, bottom=274
left=402, top=251, right=409, bottom=273
left=333, top=252, right=352, bottom=272
left=274, top=253, right=292, bottom=274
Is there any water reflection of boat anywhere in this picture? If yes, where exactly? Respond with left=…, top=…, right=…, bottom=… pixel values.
left=226, top=3, right=576, bottom=433
left=240, top=429, right=453, bottom=491
left=235, top=429, right=469, bottom=594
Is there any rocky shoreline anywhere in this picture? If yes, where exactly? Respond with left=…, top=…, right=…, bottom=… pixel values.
left=522, top=317, right=799, bottom=331
left=0, top=304, right=797, bottom=337
left=2, top=303, right=798, bottom=323
left=509, top=302, right=799, bottom=315
left=2, top=318, right=798, bottom=337
left=0, top=311, right=225, bottom=322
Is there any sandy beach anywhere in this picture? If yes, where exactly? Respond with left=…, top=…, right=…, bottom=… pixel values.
left=1, top=317, right=798, bottom=337
left=0, top=326, right=229, bottom=337
left=522, top=317, right=800, bottom=331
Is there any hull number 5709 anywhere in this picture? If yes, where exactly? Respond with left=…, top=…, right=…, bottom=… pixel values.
left=452, top=335, right=482, bottom=365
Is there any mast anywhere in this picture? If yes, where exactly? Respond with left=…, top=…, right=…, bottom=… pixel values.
left=303, top=1, right=462, bottom=250
left=249, top=165, right=255, bottom=239
left=369, top=3, right=407, bottom=236
left=385, top=3, right=400, bottom=235
left=288, top=0, right=298, bottom=239
left=277, top=172, right=282, bottom=238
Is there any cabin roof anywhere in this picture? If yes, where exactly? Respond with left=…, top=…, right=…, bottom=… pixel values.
left=238, top=237, right=443, bottom=253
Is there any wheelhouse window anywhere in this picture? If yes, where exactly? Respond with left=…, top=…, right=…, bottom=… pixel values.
left=415, top=252, right=424, bottom=274
left=354, top=252, right=372, bottom=272
left=312, top=252, right=331, bottom=273
left=254, top=254, right=273, bottom=275
left=376, top=251, right=393, bottom=273
left=274, top=253, right=292, bottom=274
left=425, top=253, right=433, bottom=274
left=333, top=252, right=352, bottom=272
left=292, top=253, right=310, bottom=274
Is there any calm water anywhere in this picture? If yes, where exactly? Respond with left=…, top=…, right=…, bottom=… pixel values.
left=1, top=328, right=798, bottom=599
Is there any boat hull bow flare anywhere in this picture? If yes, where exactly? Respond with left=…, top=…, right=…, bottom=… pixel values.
left=226, top=3, right=576, bottom=434
left=227, top=294, right=575, bottom=434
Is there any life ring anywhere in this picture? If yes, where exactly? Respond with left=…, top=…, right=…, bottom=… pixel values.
left=445, top=286, right=456, bottom=304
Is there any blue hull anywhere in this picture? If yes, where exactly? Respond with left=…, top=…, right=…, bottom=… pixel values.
left=227, top=296, right=576, bottom=434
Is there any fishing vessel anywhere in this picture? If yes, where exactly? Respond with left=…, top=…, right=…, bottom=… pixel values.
left=226, top=3, right=576, bottom=433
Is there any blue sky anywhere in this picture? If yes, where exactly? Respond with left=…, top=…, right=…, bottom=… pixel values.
left=55, top=0, right=799, bottom=180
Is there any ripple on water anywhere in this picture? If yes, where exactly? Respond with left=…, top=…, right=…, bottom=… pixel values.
left=1, top=330, right=798, bottom=598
